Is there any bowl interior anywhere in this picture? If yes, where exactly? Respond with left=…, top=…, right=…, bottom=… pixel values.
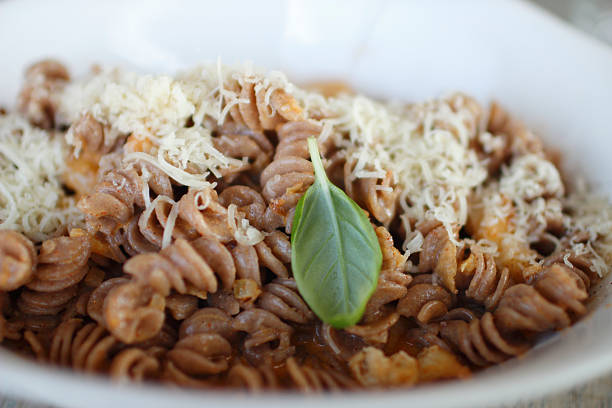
left=1, top=0, right=612, bottom=407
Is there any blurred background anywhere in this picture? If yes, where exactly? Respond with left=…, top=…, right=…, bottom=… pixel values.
left=533, top=0, right=612, bottom=45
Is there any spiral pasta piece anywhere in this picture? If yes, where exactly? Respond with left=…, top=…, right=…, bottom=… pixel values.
left=284, top=357, right=357, bottom=392
left=232, top=308, right=295, bottom=365
left=397, top=275, right=454, bottom=324
left=219, top=185, right=267, bottom=231
left=362, top=227, right=411, bottom=323
left=179, top=307, right=236, bottom=340
left=485, top=102, right=544, bottom=173
left=63, top=114, right=121, bottom=197
left=176, top=187, right=233, bottom=243
left=164, top=333, right=232, bottom=386
left=257, top=278, right=314, bottom=324
left=17, top=234, right=90, bottom=332
left=0, top=230, right=37, bottom=291
left=103, top=281, right=166, bottom=344
left=166, top=293, right=199, bottom=321
left=441, top=263, right=587, bottom=366
left=87, top=277, right=131, bottom=325
left=417, top=225, right=459, bottom=293
left=344, top=158, right=398, bottom=226
left=136, top=196, right=199, bottom=252
left=110, top=347, right=161, bottom=381
left=17, top=59, right=69, bottom=129
left=48, top=318, right=118, bottom=372
left=228, top=358, right=357, bottom=392
left=416, top=225, right=511, bottom=310
left=260, top=121, right=324, bottom=230
left=226, top=78, right=303, bottom=131
left=227, top=363, right=280, bottom=390
left=67, top=113, right=119, bottom=156
left=439, top=311, right=528, bottom=366
left=457, top=246, right=511, bottom=310
left=123, top=237, right=235, bottom=297
left=345, top=313, right=400, bottom=345
left=79, top=160, right=173, bottom=261
left=213, top=130, right=273, bottom=180
left=495, top=264, right=588, bottom=333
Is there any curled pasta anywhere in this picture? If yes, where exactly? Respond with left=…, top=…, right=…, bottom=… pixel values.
left=17, top=59, right=69, bottom=128
left=49, top=318, right=118, bottom=372
left=68, top=113, right=119, bottom=156
left=87, top=277, right=130, bottom=325
left=260, top=121, right=323, bottom=231
left=397, top=275, right=454, bottom=324
left=441, top=264, right=587, bottom=366
left=103, top=281, right=166, bottom=344
left=232, top=308, right=295, bottom=365
left=344, top=158, right=398, bottom=226
left=362, top=227, right=411, bottom=323
left=124, top=237, right=236, bottom=296
left=78, top=160, right=173, bottom=261
left=226, top=78, right=303, bottom=131
left=213, top=128, right=274, bottom=180
left=495, top=264, right=588, bottom=332
left=439, top=311, right=528, bottom=366
left=0, top=230, right=37, bottom=291
left=416, top=224, right=460, bottom=293
left=284, top=357, right=356, bottom=392
left=110, top=347, right=161, bottom=381
left=485, top=102, right=544, bottom=173
left=457, top=245, right=511, bottom=310
left=228, top=358, right=357, bottom=392
left=17, top=234, right=90, bottom=333
left=166, top=293, right=199, bottom=321
left=164, top=333, right=232, bottom=386
left=219, top=185, right=267, bottom=231
left=257, top=278, right=314, bottom=324
left=179, top=307, right=236, bottom=340
left=228, top=363, right=280, bottom=390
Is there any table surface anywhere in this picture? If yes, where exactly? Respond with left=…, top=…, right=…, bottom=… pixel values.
left=2, top=1, right=612, bottom=407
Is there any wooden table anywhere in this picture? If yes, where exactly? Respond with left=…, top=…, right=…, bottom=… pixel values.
left=505, top=371, right=612, bottom=408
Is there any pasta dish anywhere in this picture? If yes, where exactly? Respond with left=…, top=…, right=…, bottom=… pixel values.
left=0, top=59, right=611, bottom=391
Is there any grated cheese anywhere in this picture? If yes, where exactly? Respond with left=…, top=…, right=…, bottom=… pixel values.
left=295, top=91, right=487, bottom=247
left=227, top=203, right=265, bottom=246
left=54, top=62, right=612, bottom=274
left=0, top=113, right=83, bottom=241
left=58, top=63, right=295, bottom=191
left=562, top=182, right=612, bottom=276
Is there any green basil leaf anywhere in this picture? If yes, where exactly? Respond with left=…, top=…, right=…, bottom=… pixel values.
left=291, top=137, right=382, bottom=328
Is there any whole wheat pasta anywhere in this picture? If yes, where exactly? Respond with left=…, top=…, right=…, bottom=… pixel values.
left=0, top=230, right=37, bottom=291
left=0, top=59, right=611, bottom=393
left=17, top=60, right=69, bottom=129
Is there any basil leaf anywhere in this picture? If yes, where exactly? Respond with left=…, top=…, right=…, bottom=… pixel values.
left=291, top=137, right=382, bottom=328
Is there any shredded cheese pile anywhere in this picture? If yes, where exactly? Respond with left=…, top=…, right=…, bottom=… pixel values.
left=0, top=114, right=83, bottom=241
left=297, top=92, right=488, bottom=253
left=59, top=62, right=296, bottom=191
left=563, top=183, right=612, bottom=277
left=56, top=62, right=612, bottom=269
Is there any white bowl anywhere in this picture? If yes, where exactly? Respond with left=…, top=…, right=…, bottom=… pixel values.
left=1, top=0, right=612, bottom=407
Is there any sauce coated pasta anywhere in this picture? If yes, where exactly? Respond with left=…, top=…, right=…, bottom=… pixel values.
left=0, top=59, right=611, bottom=391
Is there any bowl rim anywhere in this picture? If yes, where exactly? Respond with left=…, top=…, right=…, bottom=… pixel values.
left=2, top=0, right=612, bottom=407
